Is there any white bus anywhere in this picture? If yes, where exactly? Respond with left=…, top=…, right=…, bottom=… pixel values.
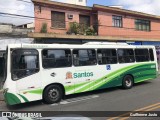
left=2, top=43, right=158, bottom=105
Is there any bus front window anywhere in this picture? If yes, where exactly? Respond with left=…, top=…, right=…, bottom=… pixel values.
left=0, top=52, right=6, bottom=89
left=12, top=49, right=39, bottom=81
left=0, top=56, right=4, bottom=79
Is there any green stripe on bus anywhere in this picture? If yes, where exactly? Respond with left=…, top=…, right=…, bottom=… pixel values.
left=65, top=63, right=156, bottom=93
left=18, top=94, right=29, bottom=102
left=4, top=93, right=21, bottom=105
left=65, top=82, right=87, bottom=92
left=27, top=89, right=43, bottom=94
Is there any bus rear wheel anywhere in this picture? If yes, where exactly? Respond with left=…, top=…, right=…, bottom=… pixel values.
left=122, top=75, right=133, bottom=89
left=43, top=85, right=63, bottom=104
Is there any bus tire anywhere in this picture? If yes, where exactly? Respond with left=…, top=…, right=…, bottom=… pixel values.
left=43, top=85, right=63, bottom=104
left=122, top=75, right=133, bottom=89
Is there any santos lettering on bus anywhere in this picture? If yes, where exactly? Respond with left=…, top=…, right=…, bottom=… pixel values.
left=73, top=72, right=94, bottom=78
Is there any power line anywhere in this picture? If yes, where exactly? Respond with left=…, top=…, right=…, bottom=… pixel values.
left=0, top=14, right=34, bottom=20
left=0, top=12, right=39, bottom=19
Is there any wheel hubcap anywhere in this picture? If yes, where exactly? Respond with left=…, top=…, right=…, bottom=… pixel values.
left=48, top=89, right=59, bottom=100
left=125, top=79, right=131, bottom=87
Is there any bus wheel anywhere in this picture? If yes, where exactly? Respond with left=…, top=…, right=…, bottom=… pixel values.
left=122, top=75, right=133, bottom=89
left=43, top=85, right=63, bottom=104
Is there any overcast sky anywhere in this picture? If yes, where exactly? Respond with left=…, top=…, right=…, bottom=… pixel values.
left=0, top=0, right=160, bottom=26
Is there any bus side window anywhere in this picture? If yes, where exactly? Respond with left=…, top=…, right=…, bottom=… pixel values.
left=97, top=49, right=117, bottom=65
left=97, top=53, right=102, bottom=64
left=73, top=49, right=97, bottom=66
left=117, top=49, right=135, bottom=63
left=73, top=54, right=79, bottom=66
left=149, top=49, right=154, bottom=61
left=42, top=49, right=72, bottom=68
left=135, top=49, right=149, bottom=62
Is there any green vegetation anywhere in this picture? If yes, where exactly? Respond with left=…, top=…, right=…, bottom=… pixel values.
left=67, top=22, right=96, bottom=36
left=40, top=23, right=48, bottom=33
left=85, top=26, right=96, bottom=35
left=68, top=22, right=79, bottom=35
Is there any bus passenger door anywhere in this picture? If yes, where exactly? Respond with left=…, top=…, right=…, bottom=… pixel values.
left=12, top=49, right=42, bottom=102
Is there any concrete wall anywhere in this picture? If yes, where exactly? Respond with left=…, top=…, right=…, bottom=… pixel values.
left=27, top=23, right=35, bottom=28
left=0, top=24, right=34, bottom=35
left=18, top=23, right=35, bottom=29
left=12, top=28, right=34, bottom=35
left=97, top=11, right=160, bottom=39
left=0, top=38, right=34, bottom=50
left=0, top=24, right=12, bottom=33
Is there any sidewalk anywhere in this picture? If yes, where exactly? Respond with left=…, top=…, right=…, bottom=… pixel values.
left=0, top=89, right=4, bottom=101
left=0, top=76, right=3, bottom=101
left=0, top=77, right=3, bottom=101
left=0, top=76, right=3, bottom=89
left=0, top=89, right=3, bottom=92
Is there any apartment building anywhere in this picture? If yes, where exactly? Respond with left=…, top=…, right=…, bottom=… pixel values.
left=31, top=0, right=160, bottom=46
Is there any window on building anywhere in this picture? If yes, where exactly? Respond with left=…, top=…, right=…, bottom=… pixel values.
left=51, top=11, right=65, bottom=28
left=112, top=15, right=123, bottom=28
left=12, top=49, right=39, bottom=80
left=97, top=49, right=117, bottom=64
left=42, top=49, right=72, bottom=68
left=117, top=49, right=135, bottom=63
left=79, top=15, right=90, bottom=28
left=79, top=0, right=83, bottom=2
left=135, top=49, right=149, bottom=62
left=149, top=49, right=154, bottom=61
left=135, top=19, right=150, bottom=31
left=73, top=49, right=97, bottom=66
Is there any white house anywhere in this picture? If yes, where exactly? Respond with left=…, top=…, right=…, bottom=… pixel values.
left=66, top=0, right=87, bottom=6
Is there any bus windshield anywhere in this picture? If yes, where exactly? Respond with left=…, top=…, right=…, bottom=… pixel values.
left=0, top=51, right=6, bottom=88
left=11, top=49, right=39, bottom=81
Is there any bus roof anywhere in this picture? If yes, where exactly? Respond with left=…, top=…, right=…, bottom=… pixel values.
left=7, top=43, right=155, bottom=49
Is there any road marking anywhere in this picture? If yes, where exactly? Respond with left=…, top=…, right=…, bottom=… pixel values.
left=51, top=103, right=59, bottom=106
left=51, top=95, right=99, bottom=106
left=108, top=102, right=160, bottom=120
left=60, top=95, right=99, bottom=105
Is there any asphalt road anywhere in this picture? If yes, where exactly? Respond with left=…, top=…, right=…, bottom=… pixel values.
left=0, top=77, right=160, bottom=120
